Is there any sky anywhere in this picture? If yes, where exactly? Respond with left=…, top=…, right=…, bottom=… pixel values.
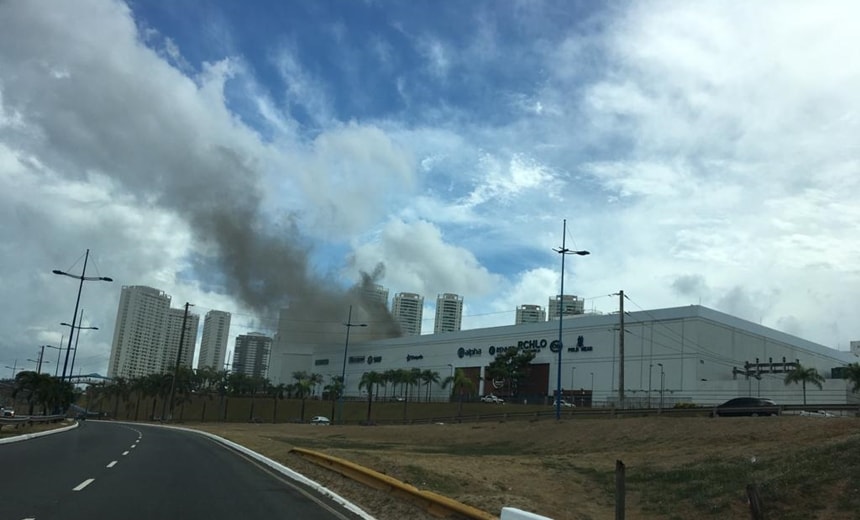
left=2, top=0, right=859, bottom=378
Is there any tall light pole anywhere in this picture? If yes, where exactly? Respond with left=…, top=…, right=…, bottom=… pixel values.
left=657, top=363, right=665, bottom=411
left=53, top=249, right=112, bottom=381
left=168, top=302, right=193, bottom=420
left=337, top=305, right=366, bottom=424
left=648, top=363, right=654, bottom=409
left=553, top=219, right=590, bottom=420
left=42, top=342, right=63, bottom=377
left=61, top=310, right=98, bottom=380
left=590, top=372, right=594, bottom=396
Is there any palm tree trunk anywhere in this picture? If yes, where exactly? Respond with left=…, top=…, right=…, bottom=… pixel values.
left=802, top=381, right=807, bottom=405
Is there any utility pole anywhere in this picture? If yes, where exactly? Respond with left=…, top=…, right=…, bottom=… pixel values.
left=618, top=290, right=625, bottom=407
left=168, top=302, right=193, bottom=420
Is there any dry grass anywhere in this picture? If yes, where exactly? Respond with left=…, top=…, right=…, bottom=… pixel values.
left=187, top=414, right=860, bottom=520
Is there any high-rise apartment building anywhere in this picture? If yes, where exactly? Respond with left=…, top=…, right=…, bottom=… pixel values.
left=516, top=304, right=546, bottom=324
left=392, top=292, right=424, bottom=335
left=108, top=286, right=171, bottom=379
left=362, top=283, right=390, bottom=308
left=434, top=293, right=463, bottom=334
left=197, top=310, right=231, bottom=371
left=163, top=307, right=199, bottom=372
left=548, top=294, right=584, bottom=320
left=232, top=332, right=272, bottom=379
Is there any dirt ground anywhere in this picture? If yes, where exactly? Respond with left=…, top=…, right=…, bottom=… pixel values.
left=186, top=414, right=860, bottom=520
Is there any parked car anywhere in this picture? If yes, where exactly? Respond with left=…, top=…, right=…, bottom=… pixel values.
left=799, top=410, right=836, bottom=417
left=712, top=397, right=780, bottom=417
left=480, top=394, right=505, bottom=404
left=553, top=399, right=575, bottom=408
left=310, top=415, right=331, bottom=425
left=1, top=407, right=15, bottom=417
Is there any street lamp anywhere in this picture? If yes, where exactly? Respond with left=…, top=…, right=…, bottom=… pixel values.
left=61, top=312, right=98, bottom=380
left=590, top=372, right=594, bottom=397
left=337, top=305, right=366, bottom=424
left=657, top=363, right=665, bottom=411
left=553, top=218, right=590, bottom=420
left=43, top=343, right=63, bottom=377
left=648, top=363, right=654, bottom=409
left=53, top=249, right=112, bottom=381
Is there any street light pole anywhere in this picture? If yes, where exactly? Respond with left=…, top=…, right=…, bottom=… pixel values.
left=168, top=302, right=193, bottom=420
left=61, top=310, right=98, bottom=381
left=553, top=219, right=590, bottom=420
left=53, top=249, right=112, bottom=381
left=337, top=305, right=366, bottom=424
left=657, top=363, right=665, bottom=411
left=648, top=363, right=653, bottom=409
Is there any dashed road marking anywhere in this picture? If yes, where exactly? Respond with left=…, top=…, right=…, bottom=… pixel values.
left=122, top=450, right=129, bottom=456
left=73, top=478, right=95, bottom=491
left=107, top=460, right=118, bottom=468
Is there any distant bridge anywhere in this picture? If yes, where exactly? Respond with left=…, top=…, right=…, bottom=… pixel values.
left=67, top=373, right=112, bottom=385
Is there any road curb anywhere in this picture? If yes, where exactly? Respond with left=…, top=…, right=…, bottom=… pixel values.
left=0, top=420, right=79, bottom=445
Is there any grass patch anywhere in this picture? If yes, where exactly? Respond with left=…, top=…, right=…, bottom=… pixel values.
left=626, top=434, right=860, bottom=519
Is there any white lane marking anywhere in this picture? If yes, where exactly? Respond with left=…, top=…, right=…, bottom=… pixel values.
left=73, top=478, right=95, bottom=491
left=130, top=444, right=136, bottom=449
left=122, top=450, right=129, bottom=456
left=107, top=461, right=118, bottom=468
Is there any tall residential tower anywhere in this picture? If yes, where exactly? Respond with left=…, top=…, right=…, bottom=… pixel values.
left=434, top=293, right=463, bottom=334
left=392, top=292, right=424, bottom=336
left=198, top=310, right=231, bottom=371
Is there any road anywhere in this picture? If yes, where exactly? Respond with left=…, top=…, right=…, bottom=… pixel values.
left=0, top=421, right=369, bottom=520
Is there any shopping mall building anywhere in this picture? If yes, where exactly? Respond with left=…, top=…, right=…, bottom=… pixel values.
left=274, top=305, right=859, bottom=407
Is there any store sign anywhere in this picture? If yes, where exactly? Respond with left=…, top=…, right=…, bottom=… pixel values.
left=567, top=335, right=594, bottom=352
left=366, top=355, right=382, bottom=364
left=406, top=354, right=424, bottom=362
left=314, top=359, right=330, bottom=366
left=348, top=356, right=366, bottom=364
left=457, top=347, right=482, bottom=358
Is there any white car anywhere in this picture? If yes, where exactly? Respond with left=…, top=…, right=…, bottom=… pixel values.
left=799, top=410, right=836, bottom=417
left=480, top=395, right=505, bottom=404
left=554, top=400, right=575, bottom=408
left=0, top=407, right=14, bottom=417
left=310, top=415, right=331, bottom=425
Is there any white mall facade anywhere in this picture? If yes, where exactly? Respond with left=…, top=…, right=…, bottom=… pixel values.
left=281, top=305, right=859, bottom=406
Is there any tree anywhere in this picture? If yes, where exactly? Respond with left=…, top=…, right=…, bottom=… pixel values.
left=420, top=369, right=440, bottom=403
left=485, top=349, right=536, bottom=398
left=845, top=363, right=860, bottom=393
left=324, top=375, right=344, bottom=421
left=359, top=371, right=385, bottom=424
left=784, top=363, right=824, bottom=405
left=292, top=371, right=315, bottom=423
left=442, top=368, right=476, bottom=417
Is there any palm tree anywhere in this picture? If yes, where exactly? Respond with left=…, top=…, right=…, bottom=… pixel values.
left=292, top=371, right=314, bottom=423
left=442, top=368, right=476, bottom=418
left=359, top=371, right=385, bottom=424
left=784, top=363, right=825, bottom=405
left=846, top=363, right=860, bottom=393
left=401, top=369, right=420, bottom=421
left=324, top=375, right=344, bottom=421
left=420, top=369, right=440, bottom=403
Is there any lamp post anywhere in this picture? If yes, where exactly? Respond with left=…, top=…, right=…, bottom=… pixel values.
left=553, top=219, right=590, bottom=420
left=590, top=371, right=594, bottom=396
left=657, top=363, right=665, bottom=411
left=648, top=363, right=654, bottom=409
left=337, top=305, right=366, bottom=424
left=43, top=342, right=63, bottom=377
left=53, top=249, right=112, bottom=381
left=61, top=310, right=98, bottom=381
left=167, top=302, right=193, bottom=421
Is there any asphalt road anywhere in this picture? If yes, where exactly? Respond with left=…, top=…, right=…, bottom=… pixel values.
left=0, top=421, right=368, bottom=520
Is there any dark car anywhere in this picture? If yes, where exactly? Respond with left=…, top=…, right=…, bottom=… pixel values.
left=712, top=397, right=780, bottom=417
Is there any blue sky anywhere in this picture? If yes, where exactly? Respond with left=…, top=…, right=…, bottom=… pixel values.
left=1, top=0, right=859, bottom=376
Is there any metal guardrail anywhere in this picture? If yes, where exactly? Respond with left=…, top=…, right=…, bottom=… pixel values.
left=0, top=414, right=67, bottom=430
left=290, top=447, right=498, bottom=520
